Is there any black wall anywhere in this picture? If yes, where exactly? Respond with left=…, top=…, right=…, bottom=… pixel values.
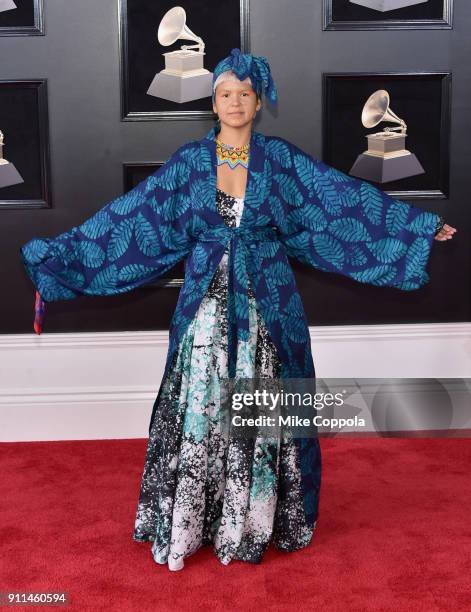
left=3, top=0, right=469, bottom=335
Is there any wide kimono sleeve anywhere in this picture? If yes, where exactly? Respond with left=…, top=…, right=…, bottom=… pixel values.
left=278, top=143, right=440, bottom=291
left=20, top=147, right=194, bottom=332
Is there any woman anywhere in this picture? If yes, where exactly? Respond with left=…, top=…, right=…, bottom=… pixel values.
left=20, top=48, right=456, bottom=572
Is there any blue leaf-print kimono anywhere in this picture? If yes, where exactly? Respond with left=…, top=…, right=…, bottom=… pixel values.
left=20, top=124, right=440, bottom=568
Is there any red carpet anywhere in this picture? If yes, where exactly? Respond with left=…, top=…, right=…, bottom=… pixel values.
left=1, top=437, right=470, bottom=611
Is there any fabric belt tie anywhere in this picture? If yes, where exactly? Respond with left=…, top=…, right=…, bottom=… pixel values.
left=197, top=224, right=278, bottom=378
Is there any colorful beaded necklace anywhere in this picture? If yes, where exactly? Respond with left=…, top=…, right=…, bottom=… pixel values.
left=216, top=137, right=250, bottom=169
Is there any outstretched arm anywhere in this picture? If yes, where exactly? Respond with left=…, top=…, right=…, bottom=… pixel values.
left=278, top=142, right=455, bottom=290
left=20, top=148, right=194, bottom=333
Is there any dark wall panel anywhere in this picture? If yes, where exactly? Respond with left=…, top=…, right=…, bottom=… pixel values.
left=2, top=0, right=468, bottom=334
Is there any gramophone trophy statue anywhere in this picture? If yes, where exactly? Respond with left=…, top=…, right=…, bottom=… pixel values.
left=349, top=0, right=428, bottom=11
left=0, top=130, right=24, bottom=189
left=147, top=6, right=213, bottom=103
left=0, top=0, right=17, bottom=13
left=349, top=89, right=425, bottom=183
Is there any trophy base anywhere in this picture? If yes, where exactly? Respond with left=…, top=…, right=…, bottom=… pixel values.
left=163, top=50, right=206, bottom=72
left=0, top=161, right=24, bottom=188
left=147, top=71, right=213, bottom=103
left=349, top=0, right=428, bottom=11
left=0, top=0, right=17, bottom=13
left=349, top=151, right=425, bottom=183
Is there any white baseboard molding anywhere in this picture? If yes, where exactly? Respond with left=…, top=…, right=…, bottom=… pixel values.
left=0, top=322, right=469, bottom=442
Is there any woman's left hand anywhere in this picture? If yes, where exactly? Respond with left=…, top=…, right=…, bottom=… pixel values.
left=434, top=223, right=457, bottom=241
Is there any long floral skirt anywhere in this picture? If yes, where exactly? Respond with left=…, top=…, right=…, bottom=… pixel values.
left=133, top=192, right=316, bottom=570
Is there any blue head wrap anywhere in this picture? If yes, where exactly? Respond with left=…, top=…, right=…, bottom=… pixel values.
left=212, top=48, right=278, bottom=105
